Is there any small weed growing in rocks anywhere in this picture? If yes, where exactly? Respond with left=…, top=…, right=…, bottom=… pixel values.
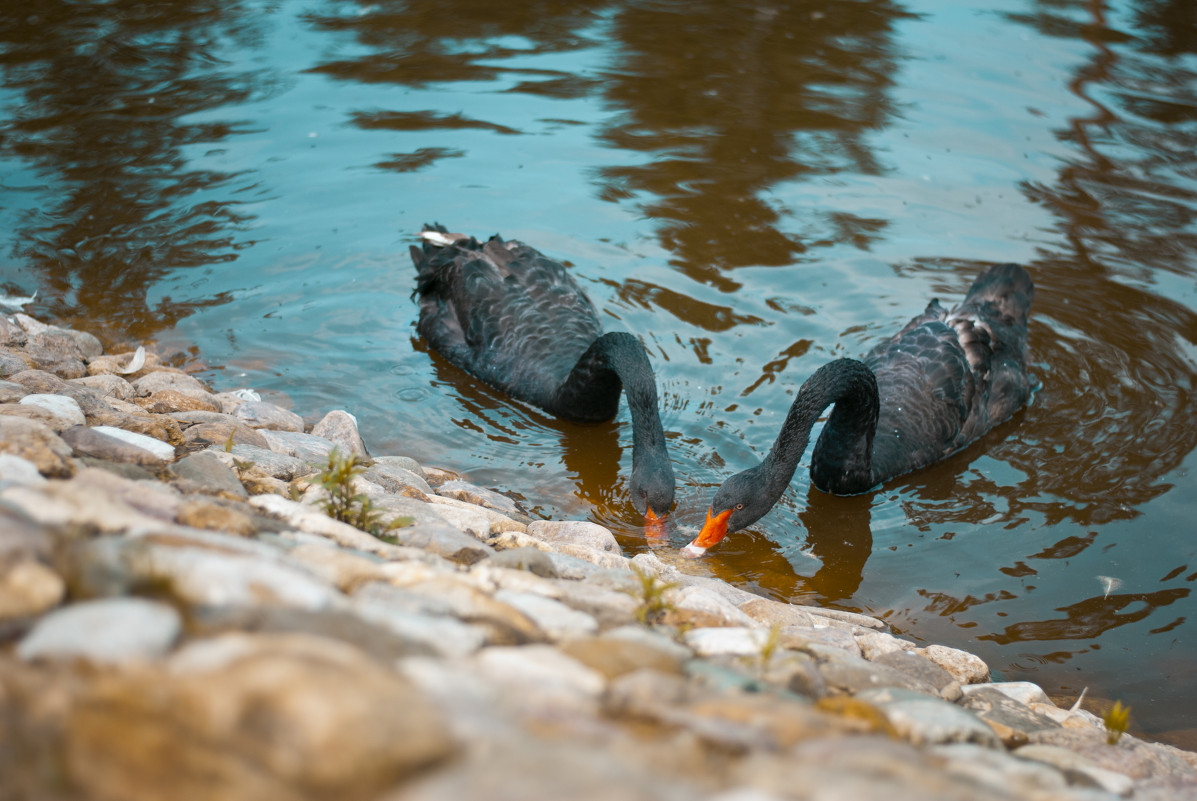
left=626, top=563, right=679, bottom=625
left=316, top=448, right=410, bottom=537
left=1104, top=700, right=1131, bottom=745
left=756, top=622, right=782, bottom=675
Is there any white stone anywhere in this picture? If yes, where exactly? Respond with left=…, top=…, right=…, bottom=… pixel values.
left=963, top=680, right=1052, bottom=707
left=918, top=643, right=991, bottom=684
left=526, top=520, right=619, bottom=553
left=0, top=454, right=46, bottom=487
left=673, top=585, right=760, bottom=627
left=683, top=626, right=771, bottom=657
left=18, top=597, right=181, bottom=664
left=91, top=425, right=177, bottom=460
left=19, top=393, right=85, bottom=427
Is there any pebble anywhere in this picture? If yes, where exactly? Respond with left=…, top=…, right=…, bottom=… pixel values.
left=2, top=310, right=1195, bottom=801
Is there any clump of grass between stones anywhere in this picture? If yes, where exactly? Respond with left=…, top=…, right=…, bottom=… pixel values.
left=1104, top=700, right=1131, bottom=745
left=315, top=448, right=410, bottom=537
left=625, top=563, right=679, bottom=625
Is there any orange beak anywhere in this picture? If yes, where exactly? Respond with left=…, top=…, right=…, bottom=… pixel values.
left=681, top=507, right=731, bottom=558
left=644, top=507, right=668, bottom=539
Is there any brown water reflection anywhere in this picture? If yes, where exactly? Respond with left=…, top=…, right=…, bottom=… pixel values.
left=1, top=0, right=1195, bottom=739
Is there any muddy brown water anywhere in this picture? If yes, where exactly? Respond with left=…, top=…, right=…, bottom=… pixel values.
left=2, top=0, right=1195, bottom=742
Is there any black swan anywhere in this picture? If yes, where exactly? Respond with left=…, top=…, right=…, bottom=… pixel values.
left=683, top=263, right=1034, bottom=557
left=410, top=223, right=675, bottom=523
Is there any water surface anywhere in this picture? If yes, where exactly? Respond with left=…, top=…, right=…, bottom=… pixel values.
left=2, top=0, right=1195, bottom=741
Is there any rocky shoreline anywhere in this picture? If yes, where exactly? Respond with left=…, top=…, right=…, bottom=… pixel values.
left=1, top=309, right=1195, bottom=801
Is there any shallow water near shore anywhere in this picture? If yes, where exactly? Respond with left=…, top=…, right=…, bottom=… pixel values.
left=2, top=0, right=1196, bottom=740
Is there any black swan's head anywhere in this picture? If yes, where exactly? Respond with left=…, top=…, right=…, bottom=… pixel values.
left=682, top=465, right=771, bottom=557
left=629, top=450, right=675, bottom=525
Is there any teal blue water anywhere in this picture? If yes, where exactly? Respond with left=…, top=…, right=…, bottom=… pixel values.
left=2, top=0, right=1195, bottom=740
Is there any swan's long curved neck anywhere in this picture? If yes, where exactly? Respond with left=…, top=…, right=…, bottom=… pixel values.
left=757, top=358, right=879, bottom=508
left=553, top=332, right=666, bottom=447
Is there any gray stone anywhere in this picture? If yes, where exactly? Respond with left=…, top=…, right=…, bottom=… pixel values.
left=132, top=370, right=212, bottom=398
left=486, top=546, right=559, bottom=578
left=364, top=459, right=433, bottom=496
left=526, top=520, right=620, bottom=553
left=24, top=329, right=86, bottom=378
left=0, top=316, right=27, bottom=346
left=392, top=523, right=496, bottom=564
left=548, top=578, right=640, bottom=628
left=492, top=589, right=598, bottom=640
left=352, top=592, right=488, bottom=657
left=310, top=409, right=368, bottom=459
left=181, top=420, right=271, bottom=452
left=18, top=597, right=181, bottom=664
left=436, top=479, right=523, bottom=516
left=171, top=450, right=249, bottom=498
left=232, top=399, right=305, bottom=432
left=63, top=327, right=103, bottom=359
left=874, top=649, right=962, bottom=701
left=60, top=425, right=172, bottom=464
left=856, top=686, right=1003, bottom=747
left=0, top=379, right=27, bottom=402
left=248, top=494, right=408, bottom=559
left=69, top=373, right=136, bottom=401
left=957, top=684, right=1062, bottom=745
left=0, top=453, right=46, bottom=489
left=1016, top=744, right=1137, bottom=796
left=259, top=428, right=337, bottom=464
left=92, top=425, right=177, bottom=460
left=207, top=444, right=313, bottom=480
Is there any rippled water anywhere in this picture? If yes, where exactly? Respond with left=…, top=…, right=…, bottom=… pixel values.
left=2, top=0, right=1196, bottom=740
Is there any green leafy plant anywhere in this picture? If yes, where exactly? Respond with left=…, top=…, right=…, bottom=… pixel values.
left=625, top=563, right=679, bottom=625
left=316, top=448, right=410, bottom=537
left=1104, top=700, right=1131, bottom=745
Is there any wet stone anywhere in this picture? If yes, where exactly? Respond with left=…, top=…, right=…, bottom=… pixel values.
left=18, top=597, right=181, bottom=664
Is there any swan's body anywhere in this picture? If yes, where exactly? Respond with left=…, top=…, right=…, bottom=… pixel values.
left=411, top=224, right=674, bottom=521
left=685, top=263, right=1034, bottom=556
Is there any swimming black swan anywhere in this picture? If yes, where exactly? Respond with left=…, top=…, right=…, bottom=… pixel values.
left=411, top=223, right=675, bottom=523
left=683, top=263, right=1034, bottom=557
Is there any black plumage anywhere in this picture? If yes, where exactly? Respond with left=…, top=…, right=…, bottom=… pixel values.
left=411, top=223, right=675, bottom=520
left=684, top=263, right=1035, bottom=556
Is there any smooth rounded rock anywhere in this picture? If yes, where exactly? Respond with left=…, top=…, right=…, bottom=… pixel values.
left=0, top=559, right=65, bottom=620
left=19, top=393, right=85, bottom=427
left=17, top=597, right=181, bottom=664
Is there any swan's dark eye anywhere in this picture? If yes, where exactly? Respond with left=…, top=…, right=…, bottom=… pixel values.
left=735, top=503, right=744, bottom=511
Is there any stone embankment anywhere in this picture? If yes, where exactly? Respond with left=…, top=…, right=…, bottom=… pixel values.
left=1, top=309, right=1196, bottom=801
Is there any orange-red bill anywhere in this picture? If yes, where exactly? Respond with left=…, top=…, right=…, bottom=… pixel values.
left=681, top=507, right=731, bottom=558
left=644, top=507, right=668, bottom=539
